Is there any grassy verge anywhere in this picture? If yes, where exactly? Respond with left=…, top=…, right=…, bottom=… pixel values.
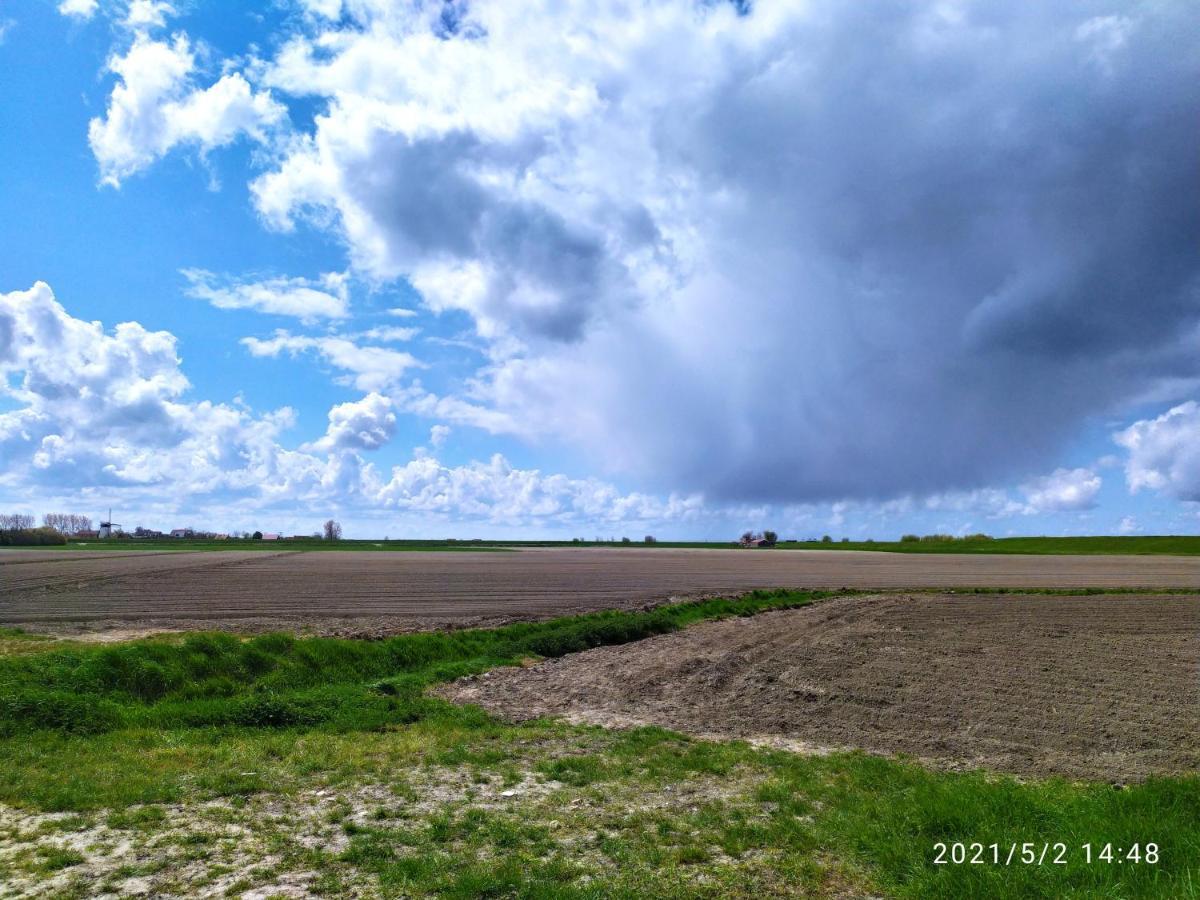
left=0, top=627, right=61, bottom=659
left=0, top=590, right=832, bottom=741
left=1, top=591, right=1196, bottom=898
left=777, top=535, right=1200, bottom=554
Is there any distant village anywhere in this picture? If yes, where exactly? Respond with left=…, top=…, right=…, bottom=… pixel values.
left=0, top=512, right=345, bottom=545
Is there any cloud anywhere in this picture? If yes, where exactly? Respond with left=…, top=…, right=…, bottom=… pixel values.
left=1114, top=402, right=1200, bottom=501
left=240, top=331, right=421, bottom=391
left=1020, top=468, right=1102, bottom=513
left=58, top=0, right=98, bottom=20
left=0, top=281, right=712, bottom=531
left=924, top=488, right=1026, bottom=519
left=306, top=393, right=396, bottom=452
left=89, top=32, right=285, bottom=185
left=232, top=0, right=1200, bottom=505
left=0, top=281, right=294, bottom=497
left=181, top=269, right=349, bottom=321
left=429, top=424, right=450, bottom=448
left=375, top=453, right=704, bottom=525
left=123, top=0, right=175, bottom=31
left=353, top=325, right=419, bottom=343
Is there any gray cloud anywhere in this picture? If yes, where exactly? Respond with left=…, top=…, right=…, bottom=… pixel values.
left=471, top=1, right=1200, bottom=501
left=247, top=1, right=1199, bottom=503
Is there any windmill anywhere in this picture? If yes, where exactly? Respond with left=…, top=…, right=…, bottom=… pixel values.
left=99, top=508, right=121, bottom=539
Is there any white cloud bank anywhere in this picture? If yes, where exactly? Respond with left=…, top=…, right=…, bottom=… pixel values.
left=0, top=282, right=709, bottom=532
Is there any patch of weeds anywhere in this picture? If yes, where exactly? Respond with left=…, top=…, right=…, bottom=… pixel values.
left=107, top=805, right=166, bottom=830
left=538, top=754, right=609, bottom=787
left=325, top=801, right=352, bottom=825
left=33, top=845, right=86, bottom=872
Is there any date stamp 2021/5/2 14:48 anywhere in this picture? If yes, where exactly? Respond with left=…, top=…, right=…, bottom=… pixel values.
left=934, top=842, right=1160, bottom=866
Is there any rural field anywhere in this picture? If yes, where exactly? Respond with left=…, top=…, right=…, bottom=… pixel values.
left=0, top=546, right=1198, bottom=897
left=9, top=0, right=1199, bottom=896
left=3, top=545, right=1200, bottom=637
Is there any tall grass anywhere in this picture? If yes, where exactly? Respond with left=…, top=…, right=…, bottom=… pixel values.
left=0, top=589, right=831, bottom=737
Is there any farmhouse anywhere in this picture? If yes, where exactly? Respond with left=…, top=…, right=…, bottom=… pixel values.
left=738, top=533, right=777, bottom=548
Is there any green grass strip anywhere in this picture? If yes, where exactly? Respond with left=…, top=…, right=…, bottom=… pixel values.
left=0, top=589, right=834, bottom=737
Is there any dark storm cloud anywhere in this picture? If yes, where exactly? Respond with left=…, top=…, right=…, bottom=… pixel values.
left=255, top=0, right=1200, bottom=504
left=516, top=0, right=1200, bottom=502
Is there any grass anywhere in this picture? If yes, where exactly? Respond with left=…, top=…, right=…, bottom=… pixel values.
left=0, top=590, right=1196, bottom=897
left=0, top=626, right=60, bottom=658
left=0, top=589, right=831, bottom=740
left=777, top=535, right=1200, bottom=555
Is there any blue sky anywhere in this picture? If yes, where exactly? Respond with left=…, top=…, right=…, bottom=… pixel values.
left=0, top=0, right=1198, bottom=539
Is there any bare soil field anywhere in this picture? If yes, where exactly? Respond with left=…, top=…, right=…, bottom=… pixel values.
left=2, top=547, right=1199, bottom=637
left=442, top=592, right=1200, bottom=781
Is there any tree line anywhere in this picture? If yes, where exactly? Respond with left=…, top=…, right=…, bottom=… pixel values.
left=1, top=513, right=95, bottom=533
left=0, top=513, right=67, bottom=546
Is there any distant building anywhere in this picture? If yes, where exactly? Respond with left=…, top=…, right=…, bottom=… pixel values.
left=170, top=528, right=191, bottom=539
left=739, top=536, right=776, bottom=548
left=74, top=530, right=99, bottom=539
left=262, top=533, right=280, bottom=541
left=98, top=509, right=120, bottom=539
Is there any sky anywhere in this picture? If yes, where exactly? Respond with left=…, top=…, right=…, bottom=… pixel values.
left=0, top=0, right=1198, bottom=540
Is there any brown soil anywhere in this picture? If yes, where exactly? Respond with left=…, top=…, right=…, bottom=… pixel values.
left=2, top=547, right=1199, bottom=637
left=440, top=592, right=1200, bottom=781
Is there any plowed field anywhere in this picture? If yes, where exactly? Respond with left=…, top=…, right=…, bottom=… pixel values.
left=442, top=592, right=1200, bottom=780
left=2, top=547, right=1198, bottom=637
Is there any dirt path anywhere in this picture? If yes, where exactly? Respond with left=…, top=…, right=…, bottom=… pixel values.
left=2, top=547, right=1198, bottom=637
left=441, top=592, right=1200, bottom=781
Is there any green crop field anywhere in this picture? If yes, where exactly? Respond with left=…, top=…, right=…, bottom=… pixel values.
left=776, top=535, right=1200, bottom=555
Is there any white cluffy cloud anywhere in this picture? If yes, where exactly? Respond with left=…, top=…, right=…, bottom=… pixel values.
left=89, top=33, right=285, bottom=186
left=182, top=269, right=349, bottom=322
left=1115, top=402, right=1200, bottom=501
left=306, top=393, right=396, bottom=452
left=1019, top=468, right=1102, bottom=513
left=123, top=0, right=174, bottom=30
left=58, top=0, right=98, bottom=20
